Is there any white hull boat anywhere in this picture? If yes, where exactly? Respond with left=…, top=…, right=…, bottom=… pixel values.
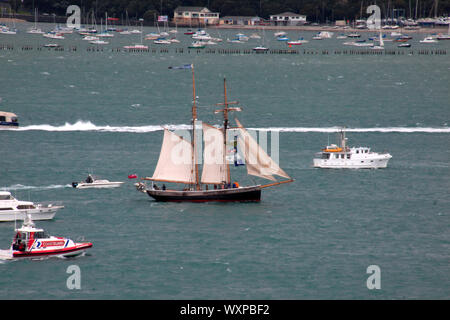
left=72, top=175, right=123, bottom=189
left=0, top=191, right=63, bottom=222
left=0, top=214, right=92, bottom=259
left=313, top=129, right=392, bottom=169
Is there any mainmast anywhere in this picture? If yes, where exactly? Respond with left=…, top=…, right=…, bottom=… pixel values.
left=191, top=64, right=200, bottom=190
left=215, top=78, right=241, bottom=184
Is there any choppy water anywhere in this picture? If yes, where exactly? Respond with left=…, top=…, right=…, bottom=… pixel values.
left=0, top=22, right=449, bottom=299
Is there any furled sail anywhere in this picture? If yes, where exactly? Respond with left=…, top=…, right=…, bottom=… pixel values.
left=235, top=119, right=291, bottom=182
left=201, top=123, right=229, bottom=184
left=150, top=129, right=194, bottom=184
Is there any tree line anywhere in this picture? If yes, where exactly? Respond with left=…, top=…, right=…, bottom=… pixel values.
left=9, top=0, right=450, bottom=22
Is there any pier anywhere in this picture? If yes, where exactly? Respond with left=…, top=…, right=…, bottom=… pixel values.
left=0, top=44, right=447, bottom=56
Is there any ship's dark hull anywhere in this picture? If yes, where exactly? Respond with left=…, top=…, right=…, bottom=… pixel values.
left=146, top=186, right=261, bottom=202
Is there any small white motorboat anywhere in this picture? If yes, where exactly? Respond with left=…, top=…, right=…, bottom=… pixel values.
left=0, top=214, right=92, bottom=259
left=313, top=129, right=392, bottom=169
left=72, top=174, right=123, bottom=189
left=0, top=191, right=63, bottom=222
left=0, top=111, right=19, bottom=128
left=252, top=45, right=269, bottom=52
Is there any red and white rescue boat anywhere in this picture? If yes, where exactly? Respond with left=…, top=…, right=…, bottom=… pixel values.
left=0, top=215, right=92, bottom=259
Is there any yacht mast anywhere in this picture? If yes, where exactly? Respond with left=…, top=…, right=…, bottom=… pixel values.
left=191, top=64, right=200, bottom=189
left=214, top=78, right=241, bottom=184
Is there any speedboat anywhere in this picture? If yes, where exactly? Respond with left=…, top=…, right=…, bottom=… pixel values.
left=0, top=214, right=92, bottom=259
left=0, top=191, right=63, bottom=222
left=287, top=38, right=308, bottom=45
left=420, top=36, right=438, bottom=43
left=253, top=46, right=269, bottom=52
left=313, top=129, right=392, bottom=169
left=0, top=111, right=19, bottom=128
left=72, top=174, right=123, bottom=189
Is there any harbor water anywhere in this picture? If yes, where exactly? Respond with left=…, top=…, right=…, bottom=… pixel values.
left=0, top=23, right=449, bottom=299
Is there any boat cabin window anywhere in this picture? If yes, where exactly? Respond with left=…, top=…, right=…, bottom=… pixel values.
left=356, top=150, right=359, bottom=154
left=11, top=117, right=18, bottom=123
left=0, top=207, right=14, bottom=210
left=17, top=205, right=36, bottom=209
left=15, top=232, right=28, bottom=241
left=347, top=154, right=351, bottom=159
left=0, top=194, right=12, bottom=200
left=322, top=153, right=330, bottom=159
left=341, top=154, right=345, bottom=159
left=0, top=116, right=6, bottom=121
left=34, top=231, right=48, bottom=239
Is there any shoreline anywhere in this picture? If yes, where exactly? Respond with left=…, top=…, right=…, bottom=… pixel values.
left=1, top=17, right=448, bottom=34
left=210, top=24, right=450, bottom=34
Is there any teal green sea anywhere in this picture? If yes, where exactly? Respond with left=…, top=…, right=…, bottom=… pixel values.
left=0, top=22, right=449, bottom=299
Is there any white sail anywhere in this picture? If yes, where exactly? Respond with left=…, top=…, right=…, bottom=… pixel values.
left=150, top=129, right=194, bottom=184
left=236, top=119, right=291, bottom=182
left=201, top=123, right=229, bottom=184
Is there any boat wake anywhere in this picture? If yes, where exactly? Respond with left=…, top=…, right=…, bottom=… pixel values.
left=0, top=184, right=72, bottom=191
left=11, top=120, right=191, bottom=133
left=3, top=120, right=449, bottom=133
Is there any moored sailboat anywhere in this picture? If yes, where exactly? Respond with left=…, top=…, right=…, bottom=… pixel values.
left=136, top=65, right=293, bottom=202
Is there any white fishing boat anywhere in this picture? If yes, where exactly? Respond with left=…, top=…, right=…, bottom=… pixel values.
left=313, top=129, right=392, bottom=169
left=72, top=174, right=123, bottom=189
left=0, top=191, right=63, bottom=222
left=0, top=214, right=92, bottom=259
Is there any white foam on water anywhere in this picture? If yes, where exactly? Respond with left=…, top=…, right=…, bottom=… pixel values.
left=0, top=184, right=72, bottom=191
left=5, top=120, right=450, bottom=133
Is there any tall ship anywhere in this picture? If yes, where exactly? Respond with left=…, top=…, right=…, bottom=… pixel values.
left=313, top=128, right=392, bottom=169
left=135, top=65, right=293, bottom=202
